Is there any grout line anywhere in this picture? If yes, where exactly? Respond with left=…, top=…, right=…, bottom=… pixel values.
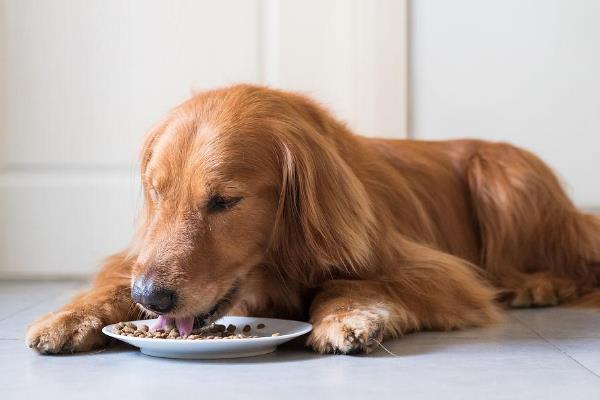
left=541, top=337, right=600, bottom=379
left=543, top=337, right=600, bottom=379
left=511, top=313, right=600, bottom=379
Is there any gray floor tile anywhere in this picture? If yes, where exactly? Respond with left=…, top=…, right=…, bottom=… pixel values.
left=3, top=281, right=600, bottom=399
left=511, top=308, right=600, bottom=338
left=0, top=286, right=86, bottom=339
left=548, top=338, right=600, bottom=376
left=0, top=281, right=85, bottom=321
left=3, top=336, right=599, bottom=400
left=416, top=312, right=536, bottom=339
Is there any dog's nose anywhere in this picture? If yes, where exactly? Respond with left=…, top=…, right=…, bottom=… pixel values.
left=131, top=280, right=176, bottom=314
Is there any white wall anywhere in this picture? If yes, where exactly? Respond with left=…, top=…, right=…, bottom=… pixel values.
left=3, top=0, right=599, bottom=279
left=410, top=0, right=600, bottom=208
left=0, top=0, right=261, bottom=278
left=0, top=0, right=406, bottom=277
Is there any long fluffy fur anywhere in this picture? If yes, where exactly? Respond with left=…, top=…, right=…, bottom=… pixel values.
left=27, top=84, right=600, bottom=354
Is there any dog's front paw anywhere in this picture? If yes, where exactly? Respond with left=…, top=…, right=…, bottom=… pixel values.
left=308, top=308, right=385, bottom=354
left=26, top=310, right=108, bottom=354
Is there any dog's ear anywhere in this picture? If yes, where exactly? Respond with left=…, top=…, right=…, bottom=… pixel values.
left=131, top=118, right=169, bottom=256
left=270, top=122, right=376, bottom=281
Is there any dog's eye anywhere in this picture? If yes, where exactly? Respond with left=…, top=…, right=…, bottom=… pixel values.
left=207, top=195, right=242, bottom=213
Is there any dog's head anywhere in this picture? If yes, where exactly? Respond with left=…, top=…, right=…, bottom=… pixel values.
left=130, top=85, right=375, bottom=327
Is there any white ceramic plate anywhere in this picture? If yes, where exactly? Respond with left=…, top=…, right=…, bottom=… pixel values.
left=102, top=316, right=312, bottom=359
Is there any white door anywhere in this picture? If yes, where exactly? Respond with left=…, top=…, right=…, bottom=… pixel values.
left=0, top=0, right=408, bottom=277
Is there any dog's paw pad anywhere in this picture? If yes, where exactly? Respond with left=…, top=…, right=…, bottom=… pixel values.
left=26, top=311, right=107, bottom=354
left=308, top=308, right=385, bottom=354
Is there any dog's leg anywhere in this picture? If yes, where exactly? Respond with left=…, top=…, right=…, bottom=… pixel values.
left=26, top=251, right=136, bottom=354
left=308, top=243, right=501, bottom=354
left=496, top=272, right=579, bottom=307
left=307, top=280, right=389, bottom=354
left=466, top=142, right=600, bottom=307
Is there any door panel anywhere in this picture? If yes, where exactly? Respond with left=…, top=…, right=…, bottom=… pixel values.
left=0, top=0, right=407, bottom=277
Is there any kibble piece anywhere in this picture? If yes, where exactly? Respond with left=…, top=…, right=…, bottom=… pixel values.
left=115, top=322, right=125, bottom=329
left=271, top=333, right=280, bottom=336
left=226, top=324, right=237, bottom=333
left=167, top=329, right=179, bottom=339
left=126, top=322, right=137, bottom=330
left=256, top=323, right=265, bottom=329
left=138, top=324, right=149, bottom=332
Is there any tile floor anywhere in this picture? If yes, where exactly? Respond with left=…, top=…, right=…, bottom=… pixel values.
left=1, top=280, right=599, bottom=399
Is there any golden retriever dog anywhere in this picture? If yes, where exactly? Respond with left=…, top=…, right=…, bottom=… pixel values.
left=26, top=84, right=600, bottom=354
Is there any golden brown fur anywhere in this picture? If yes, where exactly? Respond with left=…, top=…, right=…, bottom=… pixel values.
left=27, top=85, right=600, bottom=354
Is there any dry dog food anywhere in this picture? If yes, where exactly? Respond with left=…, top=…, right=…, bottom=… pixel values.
left=113, top=321, right=279, bottom=340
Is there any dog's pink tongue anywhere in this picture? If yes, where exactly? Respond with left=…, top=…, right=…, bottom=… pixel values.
left=152, top=315, right=174, bottom=331
left=152, top=315, right=194, bottom=336
left=175, top=317, right=194, bottom=336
